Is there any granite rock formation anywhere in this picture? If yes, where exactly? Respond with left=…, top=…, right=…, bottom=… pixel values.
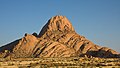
left=0, top=15, right=119, bottom=58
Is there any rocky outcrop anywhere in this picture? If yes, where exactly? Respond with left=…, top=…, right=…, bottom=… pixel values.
left=7, top=34, right=76, bottom=58
left=11, top=34, right=38, bottom=58
left=39, top=16, right=74, bottom=37
left=0, top=15, right=119, bottom=58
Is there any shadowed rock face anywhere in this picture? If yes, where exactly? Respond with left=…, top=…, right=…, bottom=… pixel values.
left=0, top=15, right=120, bottom=58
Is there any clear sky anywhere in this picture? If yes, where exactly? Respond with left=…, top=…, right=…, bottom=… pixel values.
left=0, top=0, right=120, bottom=52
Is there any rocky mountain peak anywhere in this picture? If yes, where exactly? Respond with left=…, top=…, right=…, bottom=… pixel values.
left=39, top=15, right=74, bottom=37
left=0, top=15, right=120, bottom=58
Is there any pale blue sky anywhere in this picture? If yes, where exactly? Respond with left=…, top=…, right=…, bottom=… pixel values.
left=0, top=0, right=120, bottom=52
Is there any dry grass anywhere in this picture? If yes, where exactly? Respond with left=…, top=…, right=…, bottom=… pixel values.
left=0, top=57, right=120, bottom=68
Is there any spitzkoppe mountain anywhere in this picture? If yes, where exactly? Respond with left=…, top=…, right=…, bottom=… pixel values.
left=0, top=15, right=120, bottom=58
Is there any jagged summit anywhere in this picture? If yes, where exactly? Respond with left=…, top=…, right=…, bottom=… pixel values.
left=0, top=15, right=120, bottom=58
left=39, top=15, right=74, bottom=37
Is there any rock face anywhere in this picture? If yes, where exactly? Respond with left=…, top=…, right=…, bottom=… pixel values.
left=0, top=15, right=120, bottom=58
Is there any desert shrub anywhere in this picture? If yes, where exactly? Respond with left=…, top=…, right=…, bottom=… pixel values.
left=0, top=53, right=4, bottom=58
left=30, top=62, right=39, bottom=67
left=8, top=63, right=14, bottom=66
